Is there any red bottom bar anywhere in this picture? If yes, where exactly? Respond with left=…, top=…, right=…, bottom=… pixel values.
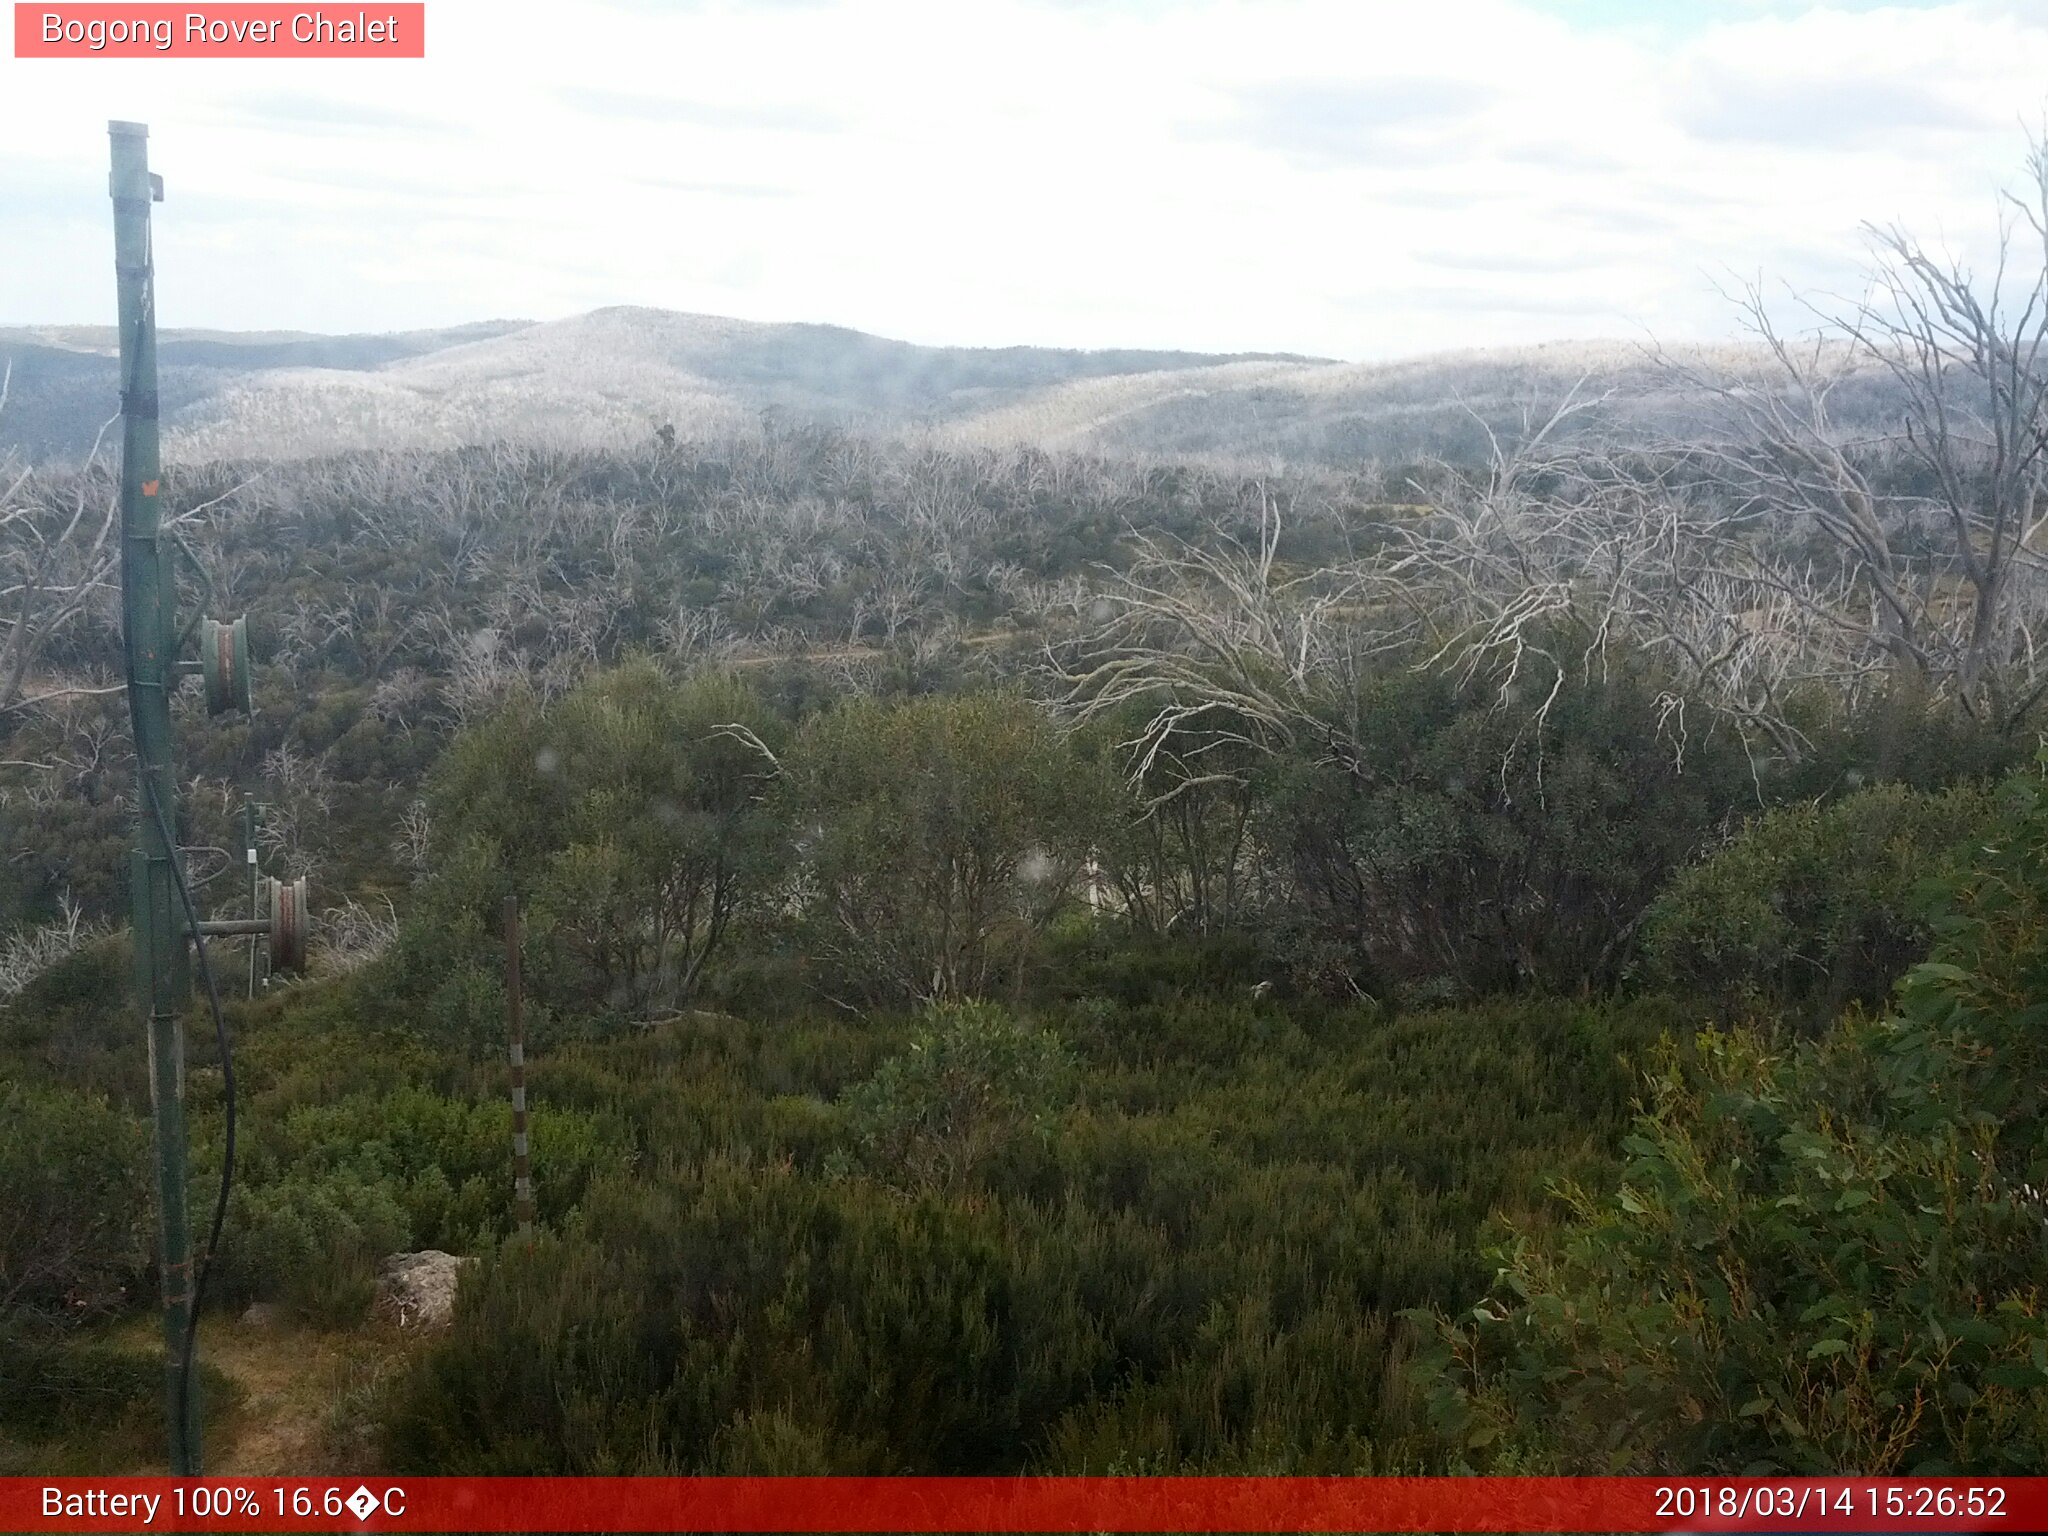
left=6, top=1476, right=2044, bottom=1533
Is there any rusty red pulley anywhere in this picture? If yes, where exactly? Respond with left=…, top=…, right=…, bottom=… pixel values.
left=200, top=616, right=251, bottom=715
left=264, top=874, right=309, bottom=973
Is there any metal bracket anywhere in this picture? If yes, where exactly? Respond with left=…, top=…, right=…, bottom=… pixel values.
left=111, top=171, right=163, bottom=202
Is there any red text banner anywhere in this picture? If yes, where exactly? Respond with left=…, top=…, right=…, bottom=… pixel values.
left=3, top=1476, right=2046, bottom=1533
left=13, top=5, right=424, bottom=57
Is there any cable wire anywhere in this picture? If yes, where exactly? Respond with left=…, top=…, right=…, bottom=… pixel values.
left=139, top=776, right=235, bottom=1474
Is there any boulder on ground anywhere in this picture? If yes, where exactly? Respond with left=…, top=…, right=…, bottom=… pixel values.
left=374, top=1249, right=475, bottom=1329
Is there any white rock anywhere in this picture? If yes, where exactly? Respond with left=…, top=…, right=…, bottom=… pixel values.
left=374, top=1249, right=475, bottom=1329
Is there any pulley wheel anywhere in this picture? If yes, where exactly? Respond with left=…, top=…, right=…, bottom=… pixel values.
left=265, top=874, right=310, bottom=973
left=200, top=616, right=252, bottom=716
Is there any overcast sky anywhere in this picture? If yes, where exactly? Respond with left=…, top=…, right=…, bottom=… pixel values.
left=3, top=0, right=2046, bottom=359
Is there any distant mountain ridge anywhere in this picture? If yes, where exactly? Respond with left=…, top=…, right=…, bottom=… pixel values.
left=1, top=307, right=1331, bottom=464
left=0, top=319, right=532, bottom=461
left=0, top=305, right=1895, bottom=469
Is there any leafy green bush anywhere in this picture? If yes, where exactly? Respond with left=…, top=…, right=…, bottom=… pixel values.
left=1076, top=703, right=1267, bottom=939
left=1417, top=765, right=2048, bottom=1473
left=220, top=1170, right=411, bottom=1327
left=388, top=663, right=784, bottom=1039
left=777, top=690, right=1117, bottom=1003
left=1266, top=663, right=1756, bottom=997
left=0, top=934, right=141, bottom=1106
left=1772, top=681, right=2027, bottom=803
left=1037, top=923, right=1268, bottom=1008
left=228, top=988, right=445, bottom=1108
left=839, top=1002, right=1074, bottom=1195
left=383, top=1168, right=1045, bottom=1473
left=0, top=1083, right=148, bottom=1322
left=1641, top=780, right=1997, bottom=1021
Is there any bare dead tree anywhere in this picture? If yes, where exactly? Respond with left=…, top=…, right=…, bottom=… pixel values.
left=1373, top=386, right=1616, bottom=722
left=1326, top=135, right=2048, bottom=756
left=870, top=567, right=931, bottom=643
left=255, top=741, right=335, bottom=882
left=1367, top=387, right=1870, bottom=761
left=1056, top=385, right=1867, bottom=789
left=442, top=626, right=526, bottom=724
left=659, top=604, right=742, bottom=665
left=1059, top=488, right=1377, bottom=796
left=0, top=892, right=105, bottom=1000
left=1648, top=134, right=2048, bottom=732
left=369, top=666, right=440, bottom=737
left=0, top=375, right=122, bottom=719
left=392, top=797, right=433, bottom=882
left=313, top=893, right=400, bottom=975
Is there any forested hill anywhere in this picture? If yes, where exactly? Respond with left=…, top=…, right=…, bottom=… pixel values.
left=0, top=320, right=529, bottom=462
left=2, top=306, right=1917, bottom=470
left=0, top=308, right=1318, bottom=465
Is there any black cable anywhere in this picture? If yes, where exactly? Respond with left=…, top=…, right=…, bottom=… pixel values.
left=139, top=776, right=235, bottom=1474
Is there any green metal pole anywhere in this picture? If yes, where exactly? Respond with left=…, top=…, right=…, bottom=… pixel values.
left=111, top=119, right=200, bottom=1476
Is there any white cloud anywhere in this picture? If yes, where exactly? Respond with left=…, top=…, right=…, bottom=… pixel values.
left=1, top=0, right=2044, bottom=358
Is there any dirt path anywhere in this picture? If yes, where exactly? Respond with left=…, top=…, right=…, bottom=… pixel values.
left=207, top=1323, right=346, bottom=1475
left=217, top=1317, right=420, bottom=1476
left=99, top=1314, right=414, bottom=1475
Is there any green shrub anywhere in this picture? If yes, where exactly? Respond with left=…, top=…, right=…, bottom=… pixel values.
left=216, top=1171, right=411, bottom=1327
left=839, top=1002, right=1074, bottom=1195
left=404, top=664, right=785, bottom=1029
left=1772, top=682, right=2027, bottom=803
left=384, top=1168, right=1041, bottom=1473
left=777, top=691, right=1116, bottom=1003
left=1417, top=765, right=2048, bottom=1473
left=229, top=994, right=445, bottom=1108
left=0, top=934, right=141, bottom=1106
left=198, top=1083, right=632, bottom=1324
left=0, top=1084, right=148, bottom=1322
left=0, top=1330, right=240, bottom=1447
left=1037, top=925, right=1268, bottom=1008
left=1265, top=663, right=1756, bottom=997
left=1640, top=780, right=1997, bottom=1021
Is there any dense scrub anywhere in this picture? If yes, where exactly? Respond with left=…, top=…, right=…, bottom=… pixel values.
left=5, top=422, right=2043, bottom=1476
left=1422, top=765, right=2048, bottom=1473
left=0, top=862, right=1698, bottom=1474
left=378, top=988, right=1676, bottom=1473
left=6, top=664, right=2035, bottom=1477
